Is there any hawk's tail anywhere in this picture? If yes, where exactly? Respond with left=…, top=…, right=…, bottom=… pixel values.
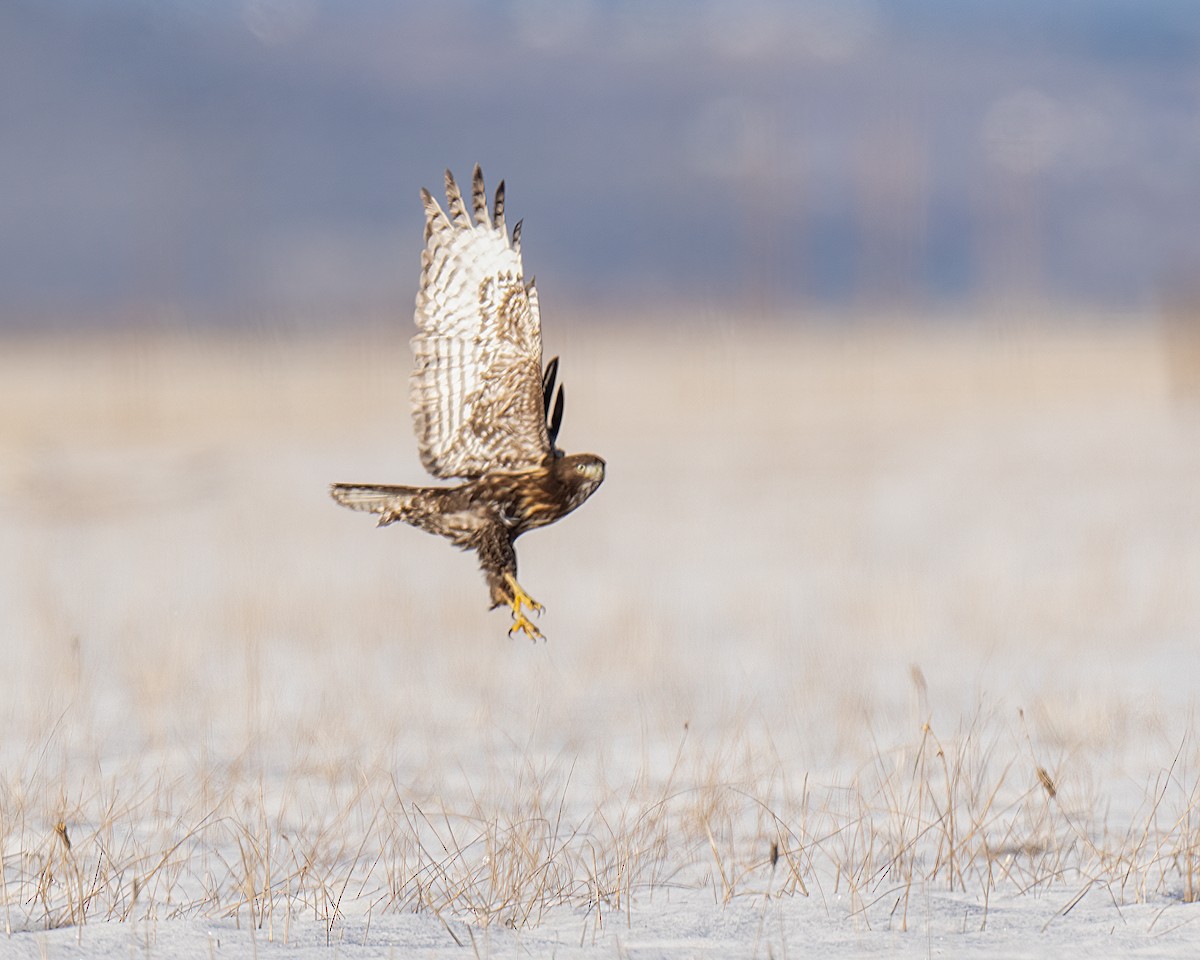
left=329, top=483, right=421, bottom=525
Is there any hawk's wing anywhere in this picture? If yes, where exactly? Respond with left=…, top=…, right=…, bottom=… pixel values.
left=410, top=166, right=552, bottom=479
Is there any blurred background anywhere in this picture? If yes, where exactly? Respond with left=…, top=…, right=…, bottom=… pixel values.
left=3, top=7, right=1200, bottom=938
left=4, top=0, right=1200, bottom=329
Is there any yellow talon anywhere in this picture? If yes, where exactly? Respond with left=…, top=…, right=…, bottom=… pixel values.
left=503, top=573, right=545, bottom=641
left=503, top=573, right=544, bottom=614
left=508, top=610, right=544, bottom=642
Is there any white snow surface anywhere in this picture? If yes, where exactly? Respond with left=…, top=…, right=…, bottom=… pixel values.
left=2, top=320, right=1200, bottom=958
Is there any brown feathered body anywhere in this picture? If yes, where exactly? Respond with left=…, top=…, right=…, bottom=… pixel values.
left=331, top=452, right=604, bottom=608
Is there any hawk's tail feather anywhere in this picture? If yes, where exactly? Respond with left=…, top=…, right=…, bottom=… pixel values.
left=329, top=483, right=421, bottom=523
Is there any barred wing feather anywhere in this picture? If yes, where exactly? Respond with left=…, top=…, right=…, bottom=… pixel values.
left=410, top=166, right=551, bottom=479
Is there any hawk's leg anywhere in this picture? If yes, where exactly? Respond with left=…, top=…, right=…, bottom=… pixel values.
left=503, top=572, right=544, bottom=642
left=478, top=522, right=545, bottom=641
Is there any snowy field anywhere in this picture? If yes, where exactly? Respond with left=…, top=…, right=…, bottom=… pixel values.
left=2, top=317, right=1200, bottom=958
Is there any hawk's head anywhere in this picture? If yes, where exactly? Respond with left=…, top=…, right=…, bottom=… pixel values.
left=555, top=453, right=606, bottom=509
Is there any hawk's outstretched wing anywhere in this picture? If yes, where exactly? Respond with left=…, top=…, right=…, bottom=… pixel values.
left=410, top=166, right=552, bottom=479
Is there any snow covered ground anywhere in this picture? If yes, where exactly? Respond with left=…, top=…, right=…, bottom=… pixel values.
left=2, top=317, right=1200, bottom=957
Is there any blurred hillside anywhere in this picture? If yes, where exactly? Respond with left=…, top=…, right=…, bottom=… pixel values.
left=3, top=0, right=1200, bottom=326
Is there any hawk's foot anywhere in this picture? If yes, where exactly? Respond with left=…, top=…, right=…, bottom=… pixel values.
left=508, top=609, right=544, bottom=642
left=503, top=573, right=544, bottom=642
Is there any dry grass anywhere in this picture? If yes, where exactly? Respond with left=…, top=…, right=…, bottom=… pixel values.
left=1, top=314, right=1198, bottom=942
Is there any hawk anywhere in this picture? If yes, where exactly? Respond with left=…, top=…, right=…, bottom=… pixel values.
left=330, top=166, right=605, bottom=640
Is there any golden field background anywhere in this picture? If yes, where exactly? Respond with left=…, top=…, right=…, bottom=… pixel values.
left=1, top=316, right=1199, bottom=950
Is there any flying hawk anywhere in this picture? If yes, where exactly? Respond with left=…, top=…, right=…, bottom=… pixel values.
left=330, top=166, right=605, bottom=640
